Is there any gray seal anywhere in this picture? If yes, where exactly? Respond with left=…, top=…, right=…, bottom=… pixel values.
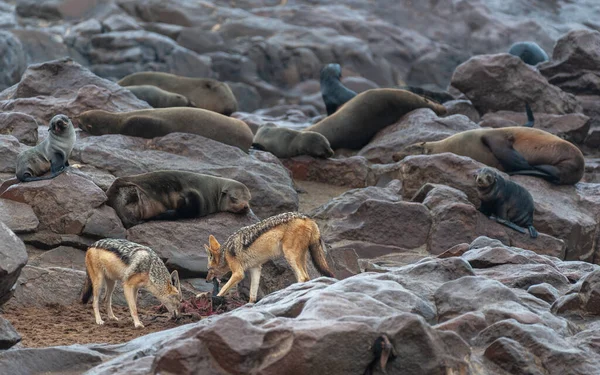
left=124, top=85, right=193, bottom=108
left=252, top=124, right=334, bottom=158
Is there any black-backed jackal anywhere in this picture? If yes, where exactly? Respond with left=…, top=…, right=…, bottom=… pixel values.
left=204, top=212, right=335, bottom=303
left=80, top=239, right=182, bottom=328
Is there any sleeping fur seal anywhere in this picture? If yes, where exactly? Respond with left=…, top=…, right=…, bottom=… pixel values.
left=393, top=127, right=585, bottom=185
left=252, top=124, right=334, bottom=158
left=508, top=41, right=549, bottom=66
left=77, top=108, right=254, bottom=152
left=306, top=88, right=447, bottom=150
left=16, top=114, right=76, bottom=182
left=124, top=85, right=193, bottom=108
left=476, top=167, right=538, bottom=238
left=106, top=170, right=252, bottom=228
left=117, top=72, right=238, bottom=115
left=320, top=63, right=357, bottom=116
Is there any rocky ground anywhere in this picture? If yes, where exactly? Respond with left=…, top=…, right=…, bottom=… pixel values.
left=0, top=0, right=599, bottom=374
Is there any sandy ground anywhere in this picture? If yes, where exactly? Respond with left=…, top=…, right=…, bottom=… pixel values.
left=295, top=180, right=351, bottom=213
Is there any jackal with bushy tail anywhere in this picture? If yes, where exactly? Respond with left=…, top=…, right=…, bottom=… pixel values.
left=204, top=212, right=335, bottom=303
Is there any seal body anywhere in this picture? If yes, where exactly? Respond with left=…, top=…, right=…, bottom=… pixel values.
left=319, top=63, right=357, bottom=116
left=106, top=170, right=252, bottom=228
left=124, top=85, right=191, bottom=108
left=394, top=127, right=585, bottom=185
left=117, top=72, right=238, bottom=115
left=16, top=114, right=76, bottom=182
left=306, top=88, right=447, bottom=150
left=508, top=41, right=549, bottom=66
left=77, top=108, right=254, bottom=152
left=252, top=124, right=334, bottom=158
left=476, top=167, right=538, bottom=238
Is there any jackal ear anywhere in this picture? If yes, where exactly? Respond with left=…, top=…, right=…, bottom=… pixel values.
left=208, top=234, right=220, bottom=250
left=204, top=244, right=211, bottom=255
left=170, top=270, right=181, bottom=294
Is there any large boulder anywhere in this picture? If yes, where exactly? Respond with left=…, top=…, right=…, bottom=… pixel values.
left=72, top=132, right=298, bottom=219
left=0, top=112, right=39, bottom=146
left=15, top=0, right=106, bottom=21
left=0, top=31, right=26, bottom=91
left=0, top=222, right=27, bottom=305
left=0, top=198, right=39, bottom=233
left=451, top=53, right=581, bottom=115
left=281, top=156, right=375, bottom=188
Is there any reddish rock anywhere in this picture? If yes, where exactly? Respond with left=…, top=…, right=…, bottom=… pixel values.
left=0, top=112, right=38, bottom=146
left=281, top=156, right=374, bottom=188
left=0, top=222, right=27, bottom=305
left=443, top=100, right=481, bottom=123
left=0, top=198, right=39, bottom=233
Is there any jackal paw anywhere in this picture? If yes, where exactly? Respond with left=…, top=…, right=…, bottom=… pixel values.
left=108, top=315, right=119, bottom=321
left=134, top=321, right=145, bottom=328
left=96, top=319, right=105, bottom=325
left=71, top=163, right=83, bottom=169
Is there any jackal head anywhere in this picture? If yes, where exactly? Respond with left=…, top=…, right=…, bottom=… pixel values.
left=204, top=235, right=230, bottom=282
left=158, top=270, right=183, bottom=319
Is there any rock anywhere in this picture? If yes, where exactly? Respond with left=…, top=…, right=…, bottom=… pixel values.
left=126, top=212, right=259, bottom=278
left=484, top=337, right=544, bottom=375
left=451, top=53, right=581, bottom=115
left=0, top=346, right=105, bottom=375
left=82, top=205, right=127, bottom=239
left=227, top=82, right=261, bottom=113
left=0, top=172, right=107, bottom=235
left=443, top=100, right=480, bottom=123
left=0, top=135, right=25, bottom=173
left=0, top=316, right=20, bottom=350
left=540, top=29, right=600, bottom=95
left=480, top=111, right=591, bottom=144
left=552, top=270, right=600, bottom=316
left=15, top=0, right=105, bottom=21
left=281, top=156, right=374, bottom=188
left=0, top=31, right=26, bottom=91
left=475, top=263, right=571, bottom=292
left=101, top=14, right=143, bottom=32
left=434, top=311, right=488, bottom=343
left=0, top=222, right=28, bottom=305
left=358, top=109, right=479, bottom=164
left=28, top=246, right=86, bottom=271
left=0, top=198, right=39, bottom=233
left=527, top=283, right=560, bottom=304
left=10, top=29, right=70, bottom=66
left=0, top=112, right=38, bottom=146
left=72, top=133, right=298, bottom=219
left=0, top=57, right=150, bottom=124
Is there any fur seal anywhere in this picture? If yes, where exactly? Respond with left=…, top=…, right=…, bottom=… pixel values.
left=508, top=41, right=549, bottom=66
left=124, top=85, right=193, bottom=108
left=476, top=167, right=538, bottom=238
left=77, top=108, right=254, bottom=152
left=117, top=72, right=238, bottom=115
left=252, top=124, right=334, bottom=158
left=15, top=114, right=76, bottom=182
left=320, top=63, right=357, bottom=116
left=399, top=86, right=455, bottom=104
left=393, top=127, right=585, bottom=185
left=306, top=88, right=447, bottom=150
left=106, top=170, right=252, bottom=229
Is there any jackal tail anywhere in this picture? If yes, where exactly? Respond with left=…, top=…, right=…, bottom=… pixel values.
left=308, top=228, right=335, bottom=278
left=80, top=269, right=93, bottom=304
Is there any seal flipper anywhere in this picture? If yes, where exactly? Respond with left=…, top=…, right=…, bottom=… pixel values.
left=523, top=103, right=534, bottom=127
left=507, top=167, right=559, bottom=182
left=493, top=216, right=528, bottom=234
left=528, top=226, right=539, bottom=238
left=481, top=133, right=535, bottom=172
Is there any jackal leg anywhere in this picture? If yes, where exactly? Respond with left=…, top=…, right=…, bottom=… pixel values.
left=105, top=279, right=118, bottom=321
left=91, top=272, right=105, bottom=325
left=123, top=283, right=143, bottom=328
left=217, top=270, right=245, bottom=299
left=248, top=267, right=262, bottom=303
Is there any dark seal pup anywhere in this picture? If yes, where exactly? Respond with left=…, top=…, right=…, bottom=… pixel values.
left=320, top=63, right=357, bottom=116
left=106, top=170, right=252, bottom=228
left=393, top=127, right=585, bottom=185
left=16, top=114, right=76, bottom=182
left=77, top=108, right=254, bottom=152
left=252, top=124, right=334, bottom=159
left=476, top=167, right=538, bottom=238
left=508, top=41, right=549, bottom=66
left=306, top=88, right=447, bottom=150
left=124, top=85, right=193, bottom=108
left=117, top=72, right=238, bottom=115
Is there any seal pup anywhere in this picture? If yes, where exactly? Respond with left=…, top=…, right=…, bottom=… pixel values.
left=508, top=41, right=549, bottom=66
left=393, top=127, right=585, bottom=185
left=117, top=72, right=238, bottom=115
left=106, top=170, right=251, bottom=228
left=306, top=88, right=447, bottom=150
left=77, top=108, right=254, bottom=152
left=252, top=124, right=334, bottom=158
left=15, top=114, right=76, bottom=182
left=319, top=63, right=357, bottom=116
left=476, top=167, right=538, bottom=238
left=124, top=85, right=194, bottom=108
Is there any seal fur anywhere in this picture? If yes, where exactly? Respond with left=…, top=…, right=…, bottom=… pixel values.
left=319, top=63, right=357, bottom=116
left=124, top=85, right=193, bottom=108
left=252, top=124, right=334, bottom=158
left=106, top=170, right=252, bottom=228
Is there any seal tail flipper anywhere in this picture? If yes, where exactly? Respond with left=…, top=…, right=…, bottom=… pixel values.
left=528, top=226, right=539, bottom=238
left=494, top=217, right=528, bottom=234
left=507, top=165, right=560, bottom=183
left=522, top=102, right=534, bottom=127
left=19, top=167, right=69, bottom=182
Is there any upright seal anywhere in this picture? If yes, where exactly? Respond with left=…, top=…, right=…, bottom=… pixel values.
left=319, top=63, right=357, bottom=116
left=508, top=41, right=549, bottom=66
left=16, top=114, right=76, bottom=182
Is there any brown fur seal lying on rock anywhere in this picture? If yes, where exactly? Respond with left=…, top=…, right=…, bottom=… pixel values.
left=252, top=124, right=334, bottom=158
left=123, top=85, right=193, bottom=108
left=305, top=88, right=447, bottom=150
left=476, top=167, right=538, bottom=238
left=77, top=108, right=254, bottom=152
left=106, top=170, right=252, bottom=228
left=393, top=127, right=584, bottom=185
left=117, top=72, right=238, bottom=115
left=16, top=114, right=76, bottom=182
